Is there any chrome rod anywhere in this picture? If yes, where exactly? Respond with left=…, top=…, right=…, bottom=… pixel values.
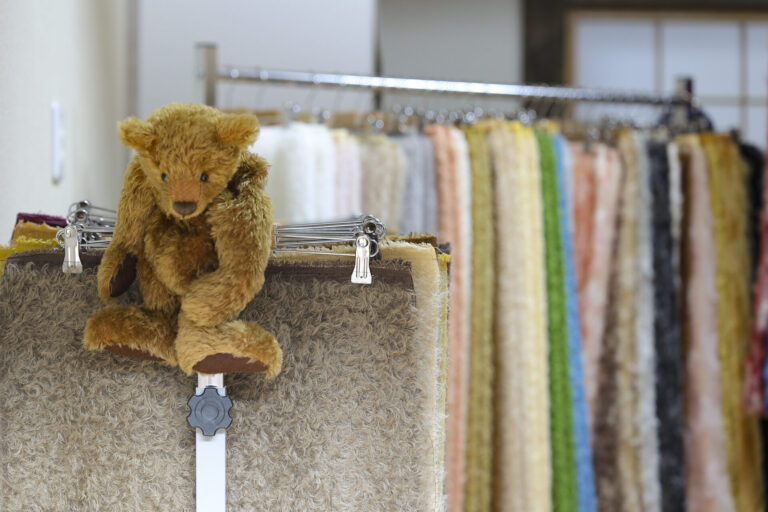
left=218, top=66, right=685, bottom=106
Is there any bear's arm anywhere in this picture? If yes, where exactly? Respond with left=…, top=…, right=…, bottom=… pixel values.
left=97, top=158, right=155, bottom=301
left=181, top=154, right=272, bottom=326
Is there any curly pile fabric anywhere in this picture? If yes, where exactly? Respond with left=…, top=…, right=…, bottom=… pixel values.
left=0, top=243, right=449, bottom=511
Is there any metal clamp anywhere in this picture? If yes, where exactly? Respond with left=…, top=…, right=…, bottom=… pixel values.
left=59, top=225, right=83, bottom=274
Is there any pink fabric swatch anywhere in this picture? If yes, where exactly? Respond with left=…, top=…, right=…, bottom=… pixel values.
left=425, top=124, right=470, bottom=512
left=679, top=138, right=736, bottom=512
left=568, top=143, right=623, bottom=429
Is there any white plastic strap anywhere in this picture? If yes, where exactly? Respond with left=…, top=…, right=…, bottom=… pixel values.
left=196, top=373, right=226, bottom=512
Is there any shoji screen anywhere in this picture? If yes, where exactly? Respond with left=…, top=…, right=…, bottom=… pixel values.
left=570, top=12, right=768, bottom=149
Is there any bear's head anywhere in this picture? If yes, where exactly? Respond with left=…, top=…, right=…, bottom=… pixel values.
left=118, top=103, right=259, bottom=220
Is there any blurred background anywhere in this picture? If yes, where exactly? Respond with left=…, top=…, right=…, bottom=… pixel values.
left=3, top=0, right=768, bottom=241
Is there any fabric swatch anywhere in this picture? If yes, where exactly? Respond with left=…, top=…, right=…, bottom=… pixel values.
left=677, top=135, right=736, bottom=512
left=554, top=134, right=597, bottom=512
left=648, top=140, right=685, bottom=512
left=539, top=131, right=577, bottom=512
left=462, top=124, right=495, bottom=512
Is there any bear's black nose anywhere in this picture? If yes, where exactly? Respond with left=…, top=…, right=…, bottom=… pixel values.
left=173, top=201, right=197, bottom=216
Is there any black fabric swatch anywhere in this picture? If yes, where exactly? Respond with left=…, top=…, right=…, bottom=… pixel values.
left=648, top=141, right=685, bottom=512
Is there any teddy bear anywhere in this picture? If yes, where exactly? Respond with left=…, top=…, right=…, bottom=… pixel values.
left=84, top=102, right=282, bottom=377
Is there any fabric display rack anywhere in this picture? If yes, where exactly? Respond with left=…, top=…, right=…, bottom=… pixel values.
left=1, top=40, right=763, bottom=512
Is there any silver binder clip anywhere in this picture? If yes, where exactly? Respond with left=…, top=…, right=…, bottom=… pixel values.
left=60, top=225, right=83, bottom=274
left=351, top=234, right=372, bottom=285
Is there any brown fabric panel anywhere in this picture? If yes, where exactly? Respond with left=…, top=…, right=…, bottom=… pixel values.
left=7, top=249, right=414, bottom=289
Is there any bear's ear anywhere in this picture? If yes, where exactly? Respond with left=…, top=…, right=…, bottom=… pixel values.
left=117, top=117, right=155, bottom=152
left=217, top=113, right=259, bottom=149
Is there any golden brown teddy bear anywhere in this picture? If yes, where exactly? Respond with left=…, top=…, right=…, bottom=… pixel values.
left=84, top=103, right=282, bottom=377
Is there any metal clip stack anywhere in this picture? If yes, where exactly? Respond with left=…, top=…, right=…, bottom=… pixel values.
left=57, top=200, right=386, bottom=284
left=272, top=215, right=385, bottom=285
left=57, top=201, right=116, bottom=273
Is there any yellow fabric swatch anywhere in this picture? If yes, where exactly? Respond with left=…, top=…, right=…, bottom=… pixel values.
left=462, top=124, right=496, bottom=512
left=701, top=133, right=764, bottom=512
left=490, top=122, right=551, bottom=512
left=11, top=221, right=60, bottom=242
left=0, top=236, right=60, bottom=277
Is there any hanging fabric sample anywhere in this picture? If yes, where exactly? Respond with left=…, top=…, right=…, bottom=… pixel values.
left=632, top=132, right=662, bottom=512
left=647, top=140, right=685, bottom=512
left=553, top=134, right=597, bottom=512
left=490, top=123, right=551, bottom=512
left=677, top=135, right=735, bottom=512
left=701, top=134, right=764, bottom=512
left=744, top=141, right=768, bottom=413
left=538, top=131, right=577, bottom=512
left=594, top=132, right=658, bottom=511
left=425, top=124, right=473, bottom=512
left=568, top=143, right=623, bottom=431
left=331, top=129, right=363, bottom=219
left=462, top=123, right=496, bottom=512
left=249, top=123, right=336, bottom=224
left=394, top=132, right=436, bottom=235
left=359, top=135, right=407, bottom=234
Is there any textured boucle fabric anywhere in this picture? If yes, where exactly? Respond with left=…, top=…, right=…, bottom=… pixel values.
left=462, top=124, right=495, bottom=512
left=0, top=245, right=447, bottom=511
left=647, top=140, right=685, bottom=512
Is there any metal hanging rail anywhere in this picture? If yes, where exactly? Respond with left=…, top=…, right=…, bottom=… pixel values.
left=195, top=43, right=690, bottom=108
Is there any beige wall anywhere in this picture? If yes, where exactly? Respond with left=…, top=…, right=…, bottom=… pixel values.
left=0, top=0, right=132, bottom=243
left=136, top=0, right=377, bottom=117
left=379, top=0, right=524, bottom=111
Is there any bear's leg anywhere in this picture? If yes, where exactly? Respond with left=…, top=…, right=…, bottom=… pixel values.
left=175, top=312, right=282, bottom=377
left=84, top=305, right=178, bottom=365
left=137, top=256, right=180, bottom=314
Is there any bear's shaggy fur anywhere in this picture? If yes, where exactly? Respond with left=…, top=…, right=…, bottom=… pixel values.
left=84, top=103, right=281, bottom=377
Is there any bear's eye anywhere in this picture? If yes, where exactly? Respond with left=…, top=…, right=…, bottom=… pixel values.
left=161, top=173, right=167, bottom=182
left=200, top=172, right=208, bottom=182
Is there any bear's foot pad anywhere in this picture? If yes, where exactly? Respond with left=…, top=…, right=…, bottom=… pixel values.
left=105, top=345, right=164, bottom=362
left=193, top=353, right=268, bottom=374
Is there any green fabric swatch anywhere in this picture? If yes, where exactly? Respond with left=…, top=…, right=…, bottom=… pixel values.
left=537, top=131, right=577, bottom=512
